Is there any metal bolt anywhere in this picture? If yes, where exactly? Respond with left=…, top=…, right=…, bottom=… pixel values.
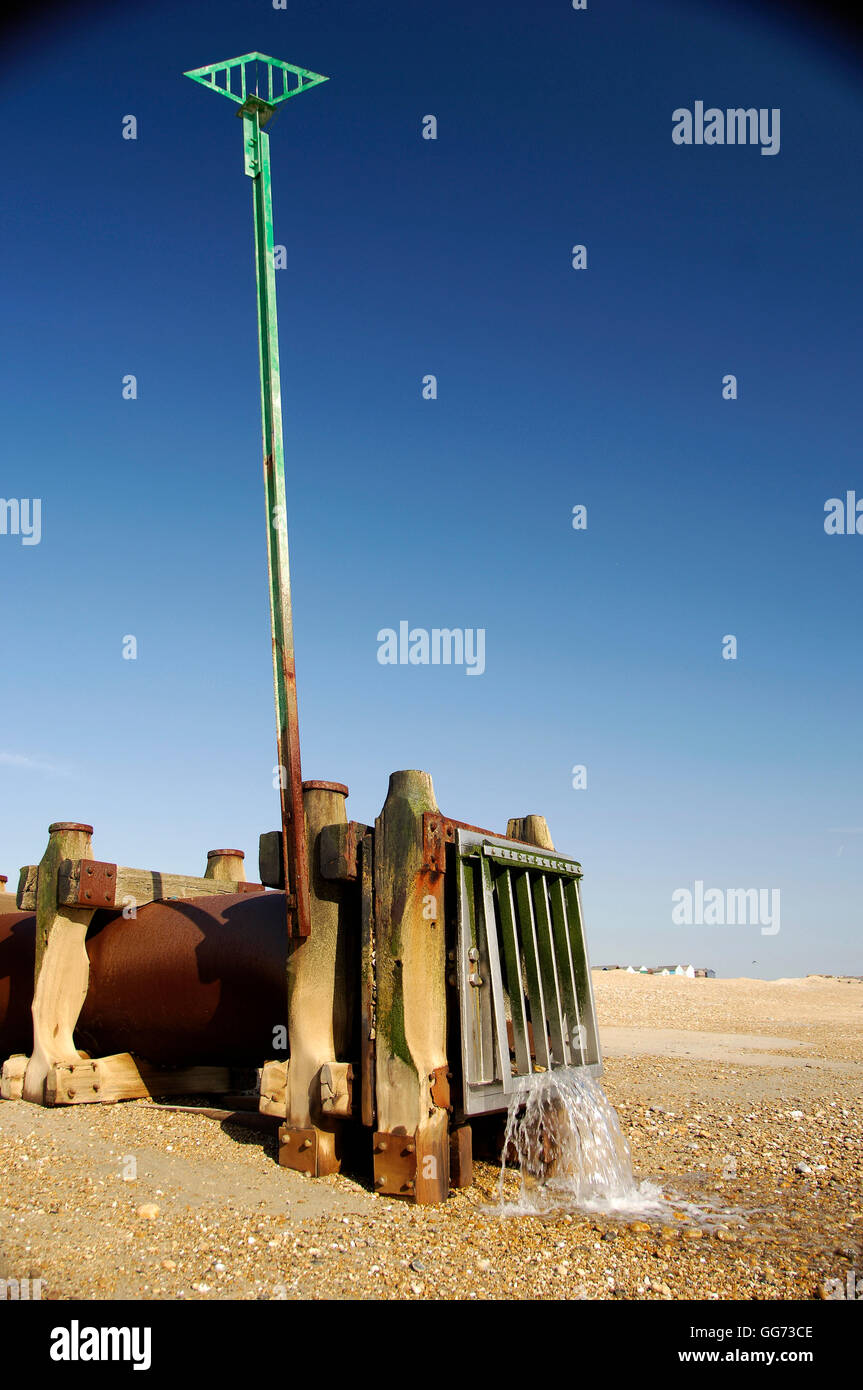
left=468, top=947, right=479, bottom=962
left=374, top=1177, right=386, bottom=1189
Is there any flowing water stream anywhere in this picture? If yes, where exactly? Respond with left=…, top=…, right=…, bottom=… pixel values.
left=498, top=1069, right=740, bottom=1226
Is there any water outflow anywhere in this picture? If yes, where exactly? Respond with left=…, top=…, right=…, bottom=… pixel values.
left=498, top=1070, right=667, bottom=1218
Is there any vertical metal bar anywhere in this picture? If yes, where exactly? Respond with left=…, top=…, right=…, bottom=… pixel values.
left=513, top=870, right=552, bottom=1070
left=496, top=868, right=531, bottom=1077
left=564, top=878, right=601, bottom=1066
left=531, top=873, right=567, bottom=1066
left=548, top=877, right=580, bottom=1062
left=458, top=854, right=495, bottom=1085
left=245, top=110, right=311, bottom=939
left=478, top=855, right=512, bottom=1092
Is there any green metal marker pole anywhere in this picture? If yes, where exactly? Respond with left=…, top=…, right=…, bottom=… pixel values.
left=185, top=54, right=329, bottom=939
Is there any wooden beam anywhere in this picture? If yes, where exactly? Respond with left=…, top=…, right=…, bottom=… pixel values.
left=46, top=1057, right=232, bottom=1106
left=359, top=829, right=376, bottom=1128
left=23, top=823, right=96, bottom=1104
left=280, top=782, right=355, bottom=1176
left=56, top=860, right=265, bottom=911
left=374, top=771, right=449, bottom=1204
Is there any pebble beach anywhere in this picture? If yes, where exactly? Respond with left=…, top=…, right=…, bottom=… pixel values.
left=1, top=971, right=860, bottom=1301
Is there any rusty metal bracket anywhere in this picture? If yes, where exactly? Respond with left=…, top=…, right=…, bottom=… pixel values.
left=278, top=1125, right=319, bottom=1175
left=373, top=1132, right=418, bottom=1196
left=422, top=814, right=447, bottom=877
left=423, top=812, right=543, bottom=876
left=70, top=860, right=118, bottom=908
left=429, top=1065, right=452, bottom=1113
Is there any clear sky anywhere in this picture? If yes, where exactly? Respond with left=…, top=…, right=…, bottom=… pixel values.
left=1, top=0, right=861, bottom=978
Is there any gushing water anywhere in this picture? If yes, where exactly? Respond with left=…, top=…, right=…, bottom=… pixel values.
left=498, top=1070, right=719, bottom=1222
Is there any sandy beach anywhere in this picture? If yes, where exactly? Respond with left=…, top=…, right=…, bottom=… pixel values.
left=1, top=972, right=860, bottom=1301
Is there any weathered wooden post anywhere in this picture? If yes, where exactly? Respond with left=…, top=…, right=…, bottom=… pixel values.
left=506, top=815, right=555, bottom=850
left=0, top=874, right=18, bottom=914
left=204, top=849, right=247, bottom=883
left=277, top=781, right=355, bottom=1176
left=372, top=771, right=449, bottom=1204
left=23, top=822, right=95, bottom=1104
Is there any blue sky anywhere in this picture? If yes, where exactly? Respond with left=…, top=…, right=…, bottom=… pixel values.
left=1, top=0, right=861, bottom=977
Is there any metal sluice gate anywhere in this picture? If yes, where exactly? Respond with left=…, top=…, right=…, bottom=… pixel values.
left=453, top=831, right=602, bottom=1117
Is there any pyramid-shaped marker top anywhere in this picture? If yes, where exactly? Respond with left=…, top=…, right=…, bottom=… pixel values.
left=184, top=52, right=328, bottom=109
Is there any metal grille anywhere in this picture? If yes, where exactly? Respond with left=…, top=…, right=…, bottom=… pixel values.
left=455, top=830, right=601, bottom=1115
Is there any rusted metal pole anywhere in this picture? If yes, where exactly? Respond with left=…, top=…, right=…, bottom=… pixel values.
left=246, top=107, right=310, bottom=940
left=184, top=56, right=329, bottom=940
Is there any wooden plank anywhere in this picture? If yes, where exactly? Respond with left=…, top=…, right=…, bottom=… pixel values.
left=56, top=860, right=265, bottom=910
left=46, top=1056, right=232, bottom=1106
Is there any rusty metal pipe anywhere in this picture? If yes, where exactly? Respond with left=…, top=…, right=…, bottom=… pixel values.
left=0, top=893, right=290, bottom=1066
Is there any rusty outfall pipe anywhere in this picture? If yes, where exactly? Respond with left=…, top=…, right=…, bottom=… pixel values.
left=0, top=893, right=289, bottom=1066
